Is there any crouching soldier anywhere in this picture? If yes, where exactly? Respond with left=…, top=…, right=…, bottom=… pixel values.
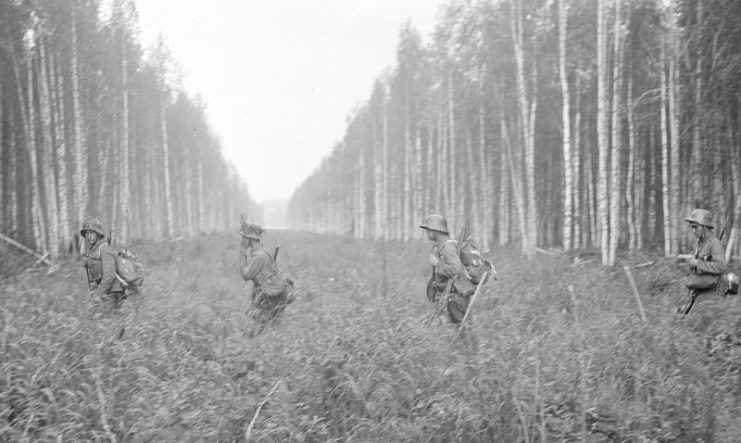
left=678, top=209, right=727, bottom=315
left=81, top=217, right=125, bottom=310
left=420, top=214, right=473, bottom=324
left=239, top=222, right=293, bottom=335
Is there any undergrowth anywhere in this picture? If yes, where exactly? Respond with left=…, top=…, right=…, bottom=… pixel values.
left=1, top=231, right=740, bottom=442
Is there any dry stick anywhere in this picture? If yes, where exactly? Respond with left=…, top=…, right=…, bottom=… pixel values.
left=93, top=368, right=117, bottom=443
left=245, top=379, right=281, bottom=441
left=623, top=265, right=647, bottom=323
left=458, top=271, right=489, bottom=331
left=0, top=232, right=52, bottom=266
left=567, top=285, right=588, bottom=443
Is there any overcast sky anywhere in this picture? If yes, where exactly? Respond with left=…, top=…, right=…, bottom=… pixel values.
left=134, top=0, right=443, bottom=203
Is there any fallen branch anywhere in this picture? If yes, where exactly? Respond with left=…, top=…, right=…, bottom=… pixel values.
left=0, top=233, right=52, bottom=266
left=536, top=247, right=563, bottom=256
left=623, top=265, right=647, bottom=323
left=245, top=379, right=280, bottom=441
left=32, top=252, right=50, bottom=267
left=633, top=261, right=655, bottom=268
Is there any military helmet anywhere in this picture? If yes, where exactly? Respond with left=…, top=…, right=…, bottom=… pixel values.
left=80, top=217, right=106, bottom=237
left=240, top=222, right=264, bottom=240
left=725, top=272, right=739, bottom=295
left=685, top=209, right=714, bottom=229
left=420, top=214, right=449, bottom=234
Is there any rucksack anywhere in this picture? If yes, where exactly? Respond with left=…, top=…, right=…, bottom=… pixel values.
left=459, top=240, right=494, bottom=285
left=115, top=248, right=144, bottom=290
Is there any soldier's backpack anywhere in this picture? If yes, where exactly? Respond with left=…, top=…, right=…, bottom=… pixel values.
left=115, top=248, right=144, bottom=291
left=459, top=240, right=494, bottom=284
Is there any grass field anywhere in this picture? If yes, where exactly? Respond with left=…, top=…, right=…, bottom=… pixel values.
left=2, top=230, right=741, bottom=442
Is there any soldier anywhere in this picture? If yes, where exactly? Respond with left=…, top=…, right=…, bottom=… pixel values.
left=420, top=214, right=473, bottom=324
left=239, top=222, right=292, bottom=334
left=678, top=209, right=727, bottom=314
left=81, top=218, right=125, bottom=309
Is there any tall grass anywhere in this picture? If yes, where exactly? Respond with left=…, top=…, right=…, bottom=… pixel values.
left=2, top=231, right=740, bottom=441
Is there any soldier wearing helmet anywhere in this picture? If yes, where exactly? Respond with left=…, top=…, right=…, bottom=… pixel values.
left=80, top=217, right=125, bottom=309
left=239, top=221, right=292, bottom=334
left=420, top=214, right=470, bottom=323
left=678, top=209, right=727, bottom=314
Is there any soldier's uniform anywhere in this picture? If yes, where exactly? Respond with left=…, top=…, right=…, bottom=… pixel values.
left=421, top=214, right=472, bottom=323
left=81, top=218, right=125, bottom=309
left=679, top=209, right=727, bottom=313
left=239, top=223, right=291, bottom=333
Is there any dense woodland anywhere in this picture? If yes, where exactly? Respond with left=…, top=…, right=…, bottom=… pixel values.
left=0, top=0, right=259, bottom=261
left=288, top=0, right=741, bottom=265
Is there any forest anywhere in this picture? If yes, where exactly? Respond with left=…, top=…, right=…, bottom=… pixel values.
left=0, top=0, right=260, bottom=264
left=288, top=0, right=741, bottom=266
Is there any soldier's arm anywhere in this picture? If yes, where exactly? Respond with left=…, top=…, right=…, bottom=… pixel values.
left=240, top=250, right=269, bottom=281
left=435, top=242, right=465, bottom=278
left=696, top=241, right=727, bottom=275
left=93, top=245, right=117, bottom=298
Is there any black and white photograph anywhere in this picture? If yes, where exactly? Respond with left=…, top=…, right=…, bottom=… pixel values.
left=1, top=0, right=741, bottom=441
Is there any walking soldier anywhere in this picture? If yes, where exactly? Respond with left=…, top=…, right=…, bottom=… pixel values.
left=420, top=214, right=474, bottom=324
left=81, top=218, right=125, bottom=309
left=239, top=221, right=292, bottom=334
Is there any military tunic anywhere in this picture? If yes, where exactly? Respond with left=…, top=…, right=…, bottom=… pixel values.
left=428, top=236, right=470, bottom=323
left=687, top=235, right=727, bottom=304
left=85, top=241, right=124, bottom=308
left=240, top=246, right=288, bottom=328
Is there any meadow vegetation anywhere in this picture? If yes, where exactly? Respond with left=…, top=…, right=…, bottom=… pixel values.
left=2, top=230, right=741, bottom=442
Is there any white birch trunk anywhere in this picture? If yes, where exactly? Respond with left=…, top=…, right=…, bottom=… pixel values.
left=660, top=40, right=672, bottom=257
left=71, top=13, right=88, bottom=229
left=608, top=0, right=623, bottom=266
left=597, top=0, right=610, bottom=264
left=38, top=38, right=59, bottom=258
left=120, top=31, right=130, bottom=244
left=559, top=0, right=573, bottom=251
left=51, top=51, right=70, bottom=250
left=160, top=95, right=175, bottom=237
left=478, top=71, right=490, bottom=249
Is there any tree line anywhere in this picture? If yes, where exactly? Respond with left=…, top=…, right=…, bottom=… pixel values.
left=287, top=0, right=741, bottom=265
left=0, top=0, right=259, bottom=261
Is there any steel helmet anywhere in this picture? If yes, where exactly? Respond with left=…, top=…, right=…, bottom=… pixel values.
left=726, top=272, right=739, bottom=295
left=240, top=222, right=264, bottom=240
left=80, top=217, right=106, bottom=237
left=685, top=209, right=714, bottom=229
left=420, top=214, right=449, bottom=234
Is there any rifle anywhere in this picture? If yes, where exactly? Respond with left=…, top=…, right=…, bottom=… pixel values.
left=273, top=245, right=280, bottom=262
left=435, top=216, right=470, bottom=317
left=679, top=216, right=731, bottom=315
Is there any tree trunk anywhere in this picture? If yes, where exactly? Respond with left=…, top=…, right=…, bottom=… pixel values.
left=38, top=37, right=59, bottom=258
left=597, top=0, right=609, bottom=264
left=478, top=70, right=490, bottom=249
left=608, top=0, right=623, bottom=266
left=71, top=13, right=88, bottom=230
left=660, top=39, right=672, bottom=257
left=51, top=51, right=70, bottom=251
left=510, top=0, right=537, bottom=258
left=502, top=112, right=528, bottom=249
left=160, top=94, right=174, bottom=237
left=627, top=66, right=638, bottom=252
left=120, top=30, right=130, bottom=244
left=559, top=0, right=573, bottom=251
left=668, top=14, right=680, bottom=256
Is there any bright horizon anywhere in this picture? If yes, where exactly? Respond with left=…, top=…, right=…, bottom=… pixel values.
left=134, top=0, right=442, bottom=203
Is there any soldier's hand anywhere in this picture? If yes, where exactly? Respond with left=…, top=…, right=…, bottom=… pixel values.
left=688, top=258, right=699, bottom=267
left=429, top=254, right=439, bottom=267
